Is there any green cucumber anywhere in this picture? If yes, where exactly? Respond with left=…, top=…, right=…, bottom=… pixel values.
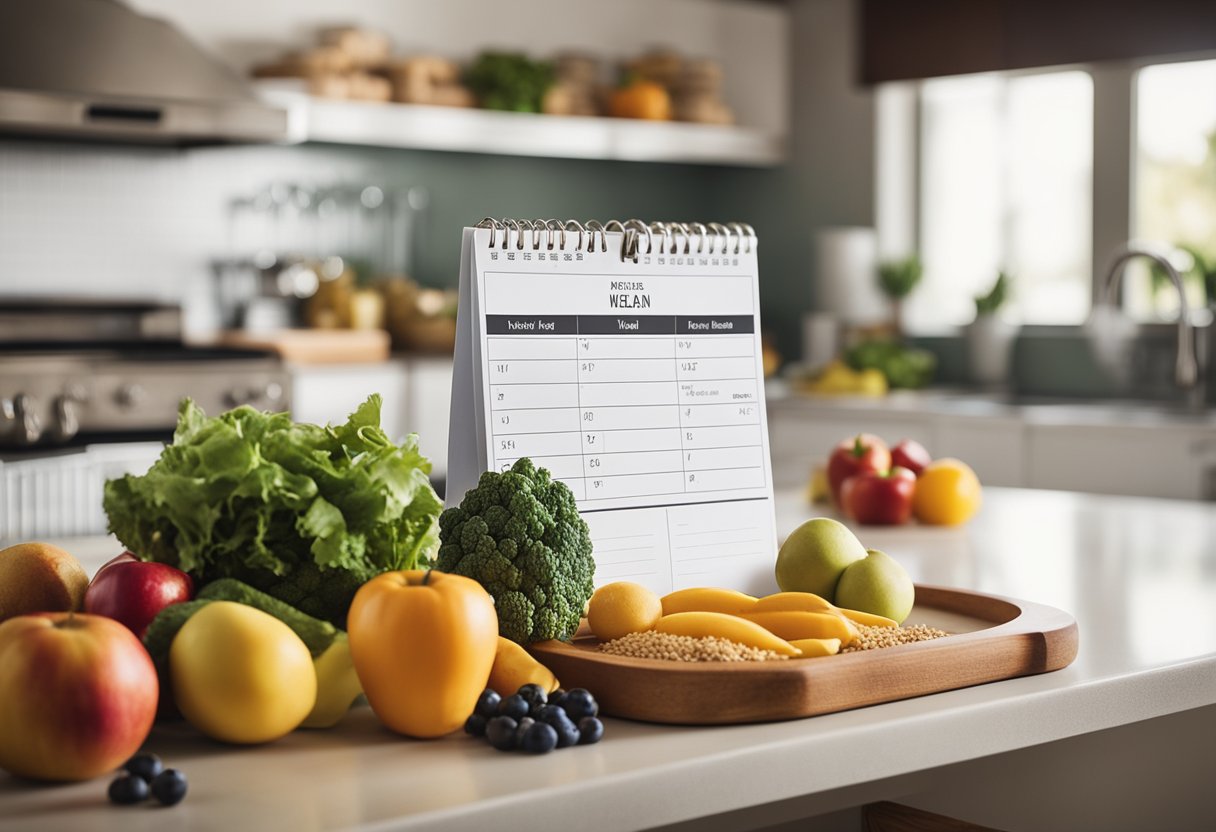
left=141, top=579, right=339, bottom=668
left=196, top=579, right=338, bottom=656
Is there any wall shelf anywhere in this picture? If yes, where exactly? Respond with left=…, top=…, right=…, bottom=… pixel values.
left=262, top=87, right=785, bottom=167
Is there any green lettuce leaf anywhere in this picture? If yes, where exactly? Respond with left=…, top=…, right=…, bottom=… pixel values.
left=103, top=395, right=442, bottom=627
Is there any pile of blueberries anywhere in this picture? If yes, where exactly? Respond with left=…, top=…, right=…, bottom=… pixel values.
left=107, top=753, right=188, bottom=807
left=465, top=684, right=604, bottom=754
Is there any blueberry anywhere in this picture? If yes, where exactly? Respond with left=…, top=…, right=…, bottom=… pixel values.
left=513, top=716, right=535, bottom=747
left=474, top=690, right=502, bottom=719
left=541, top=706, right=580, bottom=748
left=108, top=774, right=149, bottom=805
left=520, top=721, right=558, bottom=754
left=555, top=720, right=581, bottom=748
left=560, top=689, right=598, bottom=721
left=516, top=683, right=548, bottom=708
left=578, top=717, right=604, bottom=745
left=464, top=714, right=488, bottom=737
left=497, top=693, right=529, bottom=721
left=532, top=704, right=560, bottom=723
left=150, top=769, right=188, bottom=807
left=549, top=689, right=567, bottom=710
left=485, top=716, right=519, bottom=751
left=123, top=752, right=163, bottom=783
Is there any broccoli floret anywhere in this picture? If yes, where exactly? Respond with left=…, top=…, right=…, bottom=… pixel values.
left=436, top=458, right=594, bottom=644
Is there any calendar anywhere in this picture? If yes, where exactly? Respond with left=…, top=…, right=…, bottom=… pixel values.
left=448, top=219, right=777, bottom=596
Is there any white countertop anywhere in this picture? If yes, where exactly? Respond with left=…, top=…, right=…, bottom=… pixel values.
left=767, top=380, right=1216, bottom=428
left=3, top=487, right=1215, bottom=831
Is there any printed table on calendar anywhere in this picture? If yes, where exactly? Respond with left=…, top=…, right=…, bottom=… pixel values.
left=485, top=313, right=765, bottom=507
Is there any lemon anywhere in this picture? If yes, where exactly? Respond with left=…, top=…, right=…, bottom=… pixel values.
left=587, top=582, right=663, bottom=641
left=913, top=458, right=983, bottom=526
left=171, top=601, right=316, bottom=744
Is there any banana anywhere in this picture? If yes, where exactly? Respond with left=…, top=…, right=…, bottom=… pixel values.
left=788, top=637, right=841, bottom=658
left=655, top=612, right=801, bottom=656
left=488, top=636, right=560, bottom=694
left=753, top=591, right=835, bottom=614
left=835, top=606, right=898, bottom=629
left=740, top=610, right=859, bottom=645
left=300, top=633, right=364, bottom=729
left=755, top=592, right=897, bottom=628
left=660, top=587, right=758, bottom=617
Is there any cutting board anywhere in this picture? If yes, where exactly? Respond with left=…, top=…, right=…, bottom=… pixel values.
left=528, top=585, right=1078, bottom=725
left=219, top=329, right=391, bottom=364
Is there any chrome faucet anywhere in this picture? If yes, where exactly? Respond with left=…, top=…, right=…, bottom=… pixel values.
left=1099, top=245, right=1202, bottom=402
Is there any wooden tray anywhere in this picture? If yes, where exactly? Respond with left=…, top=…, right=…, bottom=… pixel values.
left=529, top=585, right=1078, bottom=725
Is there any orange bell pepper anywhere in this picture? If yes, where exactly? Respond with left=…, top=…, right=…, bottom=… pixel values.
left=609, top=80, right=672, bottom=121
left=347, top=569, right=498, bottom=738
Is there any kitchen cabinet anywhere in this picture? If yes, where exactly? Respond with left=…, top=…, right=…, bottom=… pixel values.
left=767, top=406, right=934, bottom=488
left=766, top=387, right=1216, bottom=499
left=1025, top=423, right=1215, bottom=500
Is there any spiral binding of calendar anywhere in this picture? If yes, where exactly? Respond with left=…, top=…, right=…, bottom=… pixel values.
left=475, top=217, right=756, bottom=262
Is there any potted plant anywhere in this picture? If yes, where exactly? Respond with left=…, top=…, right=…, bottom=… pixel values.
left=877, top=255, right=923, bottom=338
left=966, top=272, right=1017, bottom=387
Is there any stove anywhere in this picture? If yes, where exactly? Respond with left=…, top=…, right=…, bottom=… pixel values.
left=1, top=347, right=289, bottom=449
left=0, top=299, right=292, bottom=539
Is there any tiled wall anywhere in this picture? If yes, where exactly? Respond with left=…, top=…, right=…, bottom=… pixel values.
left=0, top=139, right=726, bottom=335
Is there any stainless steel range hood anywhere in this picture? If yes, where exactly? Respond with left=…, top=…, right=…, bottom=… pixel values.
left=0, top=0, right=288, bottom=144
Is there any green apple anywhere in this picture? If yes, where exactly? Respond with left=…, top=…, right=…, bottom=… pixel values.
left=834, top=549, right=915, bottom=624
left=774, top=518, right=867, bottom=599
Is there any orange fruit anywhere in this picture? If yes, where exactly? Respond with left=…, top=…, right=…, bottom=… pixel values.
left=912, top=459, right=982, bottom=526
left=587, top=582, right=663, bottom=642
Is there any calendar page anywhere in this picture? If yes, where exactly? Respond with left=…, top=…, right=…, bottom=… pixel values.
left=450, top=224, right=778, bottom=596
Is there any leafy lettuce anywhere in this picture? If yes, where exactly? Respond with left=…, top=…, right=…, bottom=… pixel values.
left=103, top=395, right=442, bottom=627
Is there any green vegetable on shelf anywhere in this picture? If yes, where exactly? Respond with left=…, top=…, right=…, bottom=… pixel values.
left=435, top=458, right=595, bottom=645
left=103, top=395, right=443, bottom=628
left=465, top=52, right=555, bottom=113
left=845, top=340, right=937, bottom=390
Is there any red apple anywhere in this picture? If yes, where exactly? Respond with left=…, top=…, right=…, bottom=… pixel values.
left=827, top=434, right=891, bottom=505
left=94, top=550, right=138, bottom=577
left=891, top=439, right=932, bottom=477
left=841, top=466, right=917, bottom=525
left=0, top=612, right=158, bottom=781
left=85, top=559, right=194, bottom=639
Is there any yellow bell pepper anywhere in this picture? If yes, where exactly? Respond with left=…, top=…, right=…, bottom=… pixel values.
left=347, top=570, right=497, bottom=738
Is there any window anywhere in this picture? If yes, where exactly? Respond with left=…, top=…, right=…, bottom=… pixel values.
left=908, top=71, right=1093, bottom=331
left=1132, top=58, right=1216, bottom=320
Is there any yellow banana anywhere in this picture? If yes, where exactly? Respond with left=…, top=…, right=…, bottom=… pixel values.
left=755, top=592, right=897, bottom=628
left=835, top=606, right=898, bottom=628
left=753, top=591, right=835, bottom=614
left=655, top=612, right=801, bottom=656
left=660, top=587, right=758, bottom=617
left=301, top=633, right=364, bottom=729
left=740, top=610, right=859, bottom=645
left=488, top=636, right=560, bottom=694
left=788, top=637, right=841, bottom=658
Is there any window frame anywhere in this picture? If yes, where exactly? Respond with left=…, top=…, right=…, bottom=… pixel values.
left=877, top=50, right=1216, bottom=334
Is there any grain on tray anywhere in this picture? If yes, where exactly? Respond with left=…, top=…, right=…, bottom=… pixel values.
left=841, top=622, right=950, bottom=652
left=600, top=630, right=789, bottom=662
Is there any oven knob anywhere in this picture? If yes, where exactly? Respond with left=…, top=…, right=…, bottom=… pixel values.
left=264, top=382, right=284, bottom=403
left=114, top=383, right=145, bottom=409
left=51, top=393, right=82, bottom=442
left=11, top=393, right=42, bottom=445
left=225, top=387, right=255, bottom=407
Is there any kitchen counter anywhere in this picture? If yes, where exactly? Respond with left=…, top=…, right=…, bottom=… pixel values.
left=767, top=379, right=1216, bottom=426
left=3, top=488, right=1215, bottom=831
